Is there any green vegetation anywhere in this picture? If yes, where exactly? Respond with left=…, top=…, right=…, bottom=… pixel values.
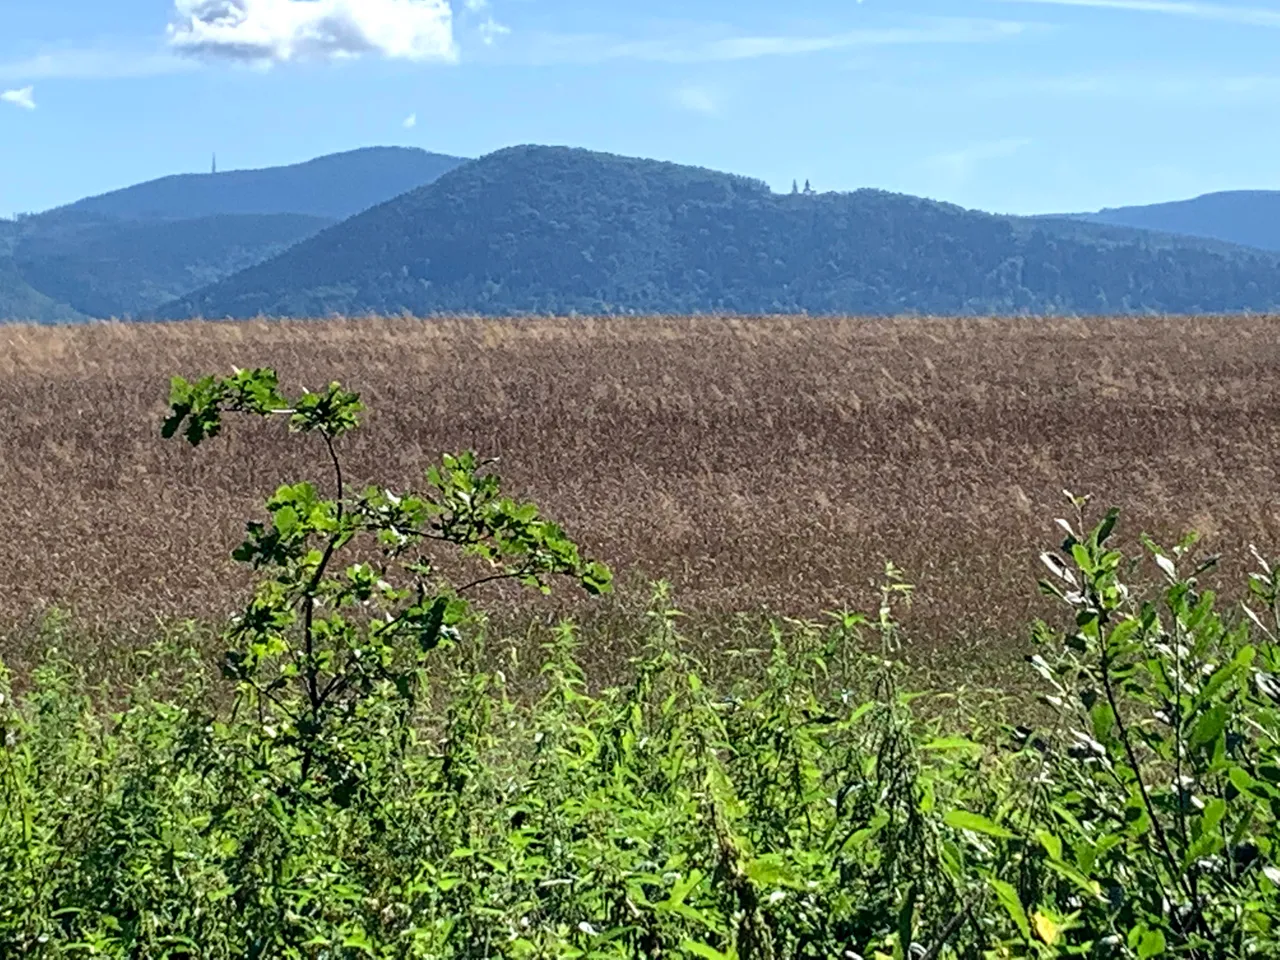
left=4, top=366, right=1280, bottom=957
left=165, top=146, right=1280, bottom=320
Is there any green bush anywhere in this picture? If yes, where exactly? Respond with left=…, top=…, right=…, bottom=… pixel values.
left=2, top=369, right=1280, bottom=958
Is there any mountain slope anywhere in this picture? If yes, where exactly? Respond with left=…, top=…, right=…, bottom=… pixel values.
left=0, top=260, right=87, bottom=324
left=54, top=147, right=468, bottom=222
left=15, top=212, right=333, bottom=318
left=0, top=220, right=85, bottom=323
left=1070, top=191, right=1280, bottom=252
left=163, top=146, right=1280, bottom=320
left=13, top=146, right=468, bottom=320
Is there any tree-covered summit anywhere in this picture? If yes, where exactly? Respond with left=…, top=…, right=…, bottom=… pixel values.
left=164, top=145, right=1280, bottom=319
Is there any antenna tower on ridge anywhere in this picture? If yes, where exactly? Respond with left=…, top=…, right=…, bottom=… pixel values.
left=212, top=153, right=218, bottom=175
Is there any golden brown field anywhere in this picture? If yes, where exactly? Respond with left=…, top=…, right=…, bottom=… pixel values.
left=2, top=314, right=1279, bottom=676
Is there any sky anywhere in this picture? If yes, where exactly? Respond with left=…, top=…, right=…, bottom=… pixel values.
left=2, top=0, right=1279, bottom=217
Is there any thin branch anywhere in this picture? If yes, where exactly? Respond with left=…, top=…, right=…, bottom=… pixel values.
left=457, top=563, right=537, bottom=596
left=1100, top=642, right=1198, bottom=911
left=920, top=894, right=979, bottom=960
left=301, top=432, right=347, bottom=723
left=323, top=432, right=346, bottom=516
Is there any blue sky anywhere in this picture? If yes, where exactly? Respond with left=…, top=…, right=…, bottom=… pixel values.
left=2, top=0, right=1278, bottom=217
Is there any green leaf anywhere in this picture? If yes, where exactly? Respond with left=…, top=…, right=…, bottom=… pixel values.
left=1200, top=797, right=1228, bottom=834
left=682, top=942, right=733, bottom=960
left=1094, top=508, right=1120, bottom=547
left=1034, top=829, right=1063, bottom=862
left=1071, top=543, right=1094, bottom=576
left=1200, top=647, right=1255, bottom=701
left=273, top=506, right=299, bottom=537
left=945, top=810, right=1016, bottom=839
left=1229, top=767, right=1258, bottom=794
left=744, top=857, right=798, bottom=888
left=1090, top=701, right=1117, bottom=741
left=897, top=883, right=919, bottom=960
left=989, top=878, right=1030, bottom=940
left=1137, top=928, right=1167, bottom=958
left=1043, top=859, right=1102, bottom=899
left=1190, top=704, right=1229, bottom=751
left=922, top=737, right=984, bottom=755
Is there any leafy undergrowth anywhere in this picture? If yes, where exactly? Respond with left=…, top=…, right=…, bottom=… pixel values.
left=4, top=367, right=1280, bottom=958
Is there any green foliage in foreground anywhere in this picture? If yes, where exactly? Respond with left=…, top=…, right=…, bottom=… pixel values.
left=5, top=369, right=1280, bottom=958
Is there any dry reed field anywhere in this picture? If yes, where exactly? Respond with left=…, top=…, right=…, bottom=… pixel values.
left=2, top=314, right=1279, bottom=675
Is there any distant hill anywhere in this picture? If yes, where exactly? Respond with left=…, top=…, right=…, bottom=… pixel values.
left=5, top=147, right=466, bottom=321
left=14, top=212, right=333, bottom=318
left=162, top=145, right=1280, bottom=320
left=1069, top=191, right=1280, bottom=252
left=0, top=259, right=86, bottom=324
left=0, top=220, right=85, bottom=323
left=54, top=147, right=468, bottom=222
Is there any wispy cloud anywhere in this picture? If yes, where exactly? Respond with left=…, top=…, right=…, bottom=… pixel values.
left=478, top=17, right=511, bottom=46
left=403, top=112, right=417, bottom=128
left=969, top=70, right=1280, bottom=100
left=168, top=0, right=458, bottom=64
left=924, top=137, right=1031, bottom=182
left=1, top=86, right=36, bottom=110
left=0, top=49, right=195, bottom=81
left=517, top=17, right=1034, bottom=66
left=998, top=0, right=1280, bottom=28
left=673, top=85, right=721, bottom=115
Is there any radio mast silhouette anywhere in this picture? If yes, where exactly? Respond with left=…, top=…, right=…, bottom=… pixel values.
left=211, top=153, right=217, bottom=175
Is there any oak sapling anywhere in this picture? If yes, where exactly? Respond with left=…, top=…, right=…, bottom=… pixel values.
left=163, top=366, right=612, bottom=802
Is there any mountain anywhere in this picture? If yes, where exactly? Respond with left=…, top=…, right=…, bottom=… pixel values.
left=7, top=147, right=466, bottom=321
left=54, top=147, right=468, bottom=222
left=0, top=220, right=85, bottom=323
left=0, top=261, right=86, bottom=324
left=0, top=262, right=86, bottom=324
left=1069, top=191, right=1280, bottom=252
left=162, top=145, right=1280, bottom=320
left=14, top=212, right=332, bottom=318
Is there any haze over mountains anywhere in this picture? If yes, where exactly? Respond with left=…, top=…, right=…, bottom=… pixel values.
left=5, top=144, right=1280, bottom=322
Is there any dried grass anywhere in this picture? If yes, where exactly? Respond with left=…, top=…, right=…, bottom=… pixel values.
left=2, top=314, right=1278, bottom=677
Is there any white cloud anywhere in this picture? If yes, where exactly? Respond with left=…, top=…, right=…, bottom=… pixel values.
left=1, top=86, right=35, bottom=110
left=403, top=111, right=417, bottom=128
left=924, top=138, right=1031, bottom=182
left=478, top=16, right=511, bottom=45
left=998, top=0, right=1280, bottom=28
left=673, top=85, right=720, bottom=115
left=464, top=0, right=488, bottom=9
left=168, top=0, right=458, bottom=64
left=519, top=18, right=1034, bottom=65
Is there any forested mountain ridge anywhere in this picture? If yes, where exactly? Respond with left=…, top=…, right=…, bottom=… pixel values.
left=51, top=147, right=467, bottom=222
left=14, top=213, right=333, bottom=319
left=1, top=147, right=466, bottom=320
left=1066, top=190, right=1280, bottom=253
left=162, top=145, right=1280, bottom=320
left=0, top=220, right=85, bottom=323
